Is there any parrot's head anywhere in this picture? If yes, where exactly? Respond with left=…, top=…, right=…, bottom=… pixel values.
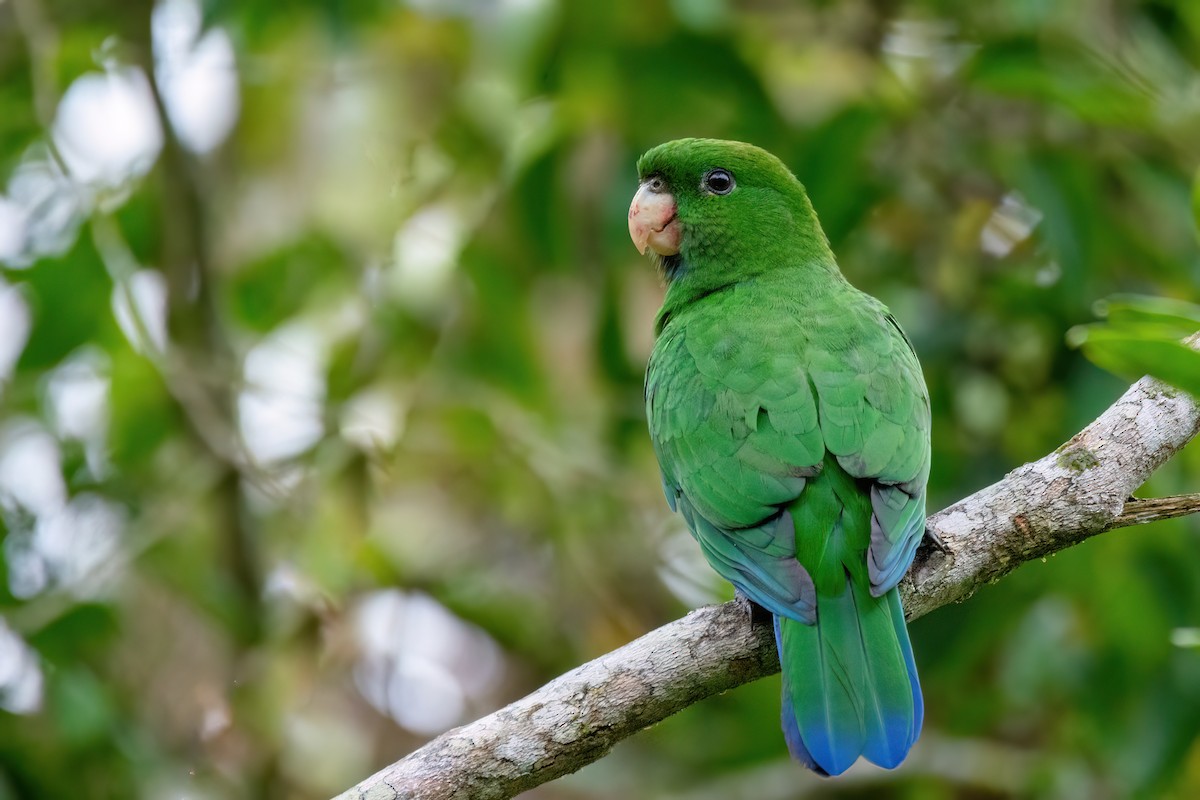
left=628, top=138, right=835, bottom=294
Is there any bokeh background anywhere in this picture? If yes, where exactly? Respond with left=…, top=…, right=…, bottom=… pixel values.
left=1, top=0, right=1199, bottom=798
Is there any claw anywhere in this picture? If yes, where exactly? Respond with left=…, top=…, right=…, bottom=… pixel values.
left=924, top=525, right=950, bottom=553
left=734, top=587, right=774, bottom=625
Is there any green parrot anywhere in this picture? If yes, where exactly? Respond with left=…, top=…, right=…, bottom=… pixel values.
left=629, top=138, right=929, bottom=776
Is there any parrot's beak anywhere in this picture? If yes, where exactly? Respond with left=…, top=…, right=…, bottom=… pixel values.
left=629, top=181, right=681, bottom=257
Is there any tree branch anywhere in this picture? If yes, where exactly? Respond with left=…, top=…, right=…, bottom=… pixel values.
left=335, top=371, right=1200, bottom=800
left=902, top=370, right=1200, bottom=619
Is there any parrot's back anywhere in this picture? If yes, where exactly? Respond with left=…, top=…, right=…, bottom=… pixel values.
left=646, top=272, right=929, bottom=776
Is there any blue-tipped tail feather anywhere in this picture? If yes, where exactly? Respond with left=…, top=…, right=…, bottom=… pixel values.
left=774, top=579, right=922, bottom=776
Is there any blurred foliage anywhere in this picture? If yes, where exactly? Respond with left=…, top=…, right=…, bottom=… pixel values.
left=0, top=0, right=1199, bottom=798
left=1071, top=294, right=1200, bottom=396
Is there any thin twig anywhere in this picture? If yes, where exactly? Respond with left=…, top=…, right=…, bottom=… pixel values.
left=1110, top=493, right=1200, bottom=528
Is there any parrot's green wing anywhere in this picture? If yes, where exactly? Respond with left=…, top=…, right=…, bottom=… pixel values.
left=647, top=286, right=825, bottom=621
left=647, top=282, right=929, bottom=618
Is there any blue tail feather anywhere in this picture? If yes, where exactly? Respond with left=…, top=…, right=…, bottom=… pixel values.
left=773, top=618, right=825, bottom=775
left=775, top=579, right=921, bottom=776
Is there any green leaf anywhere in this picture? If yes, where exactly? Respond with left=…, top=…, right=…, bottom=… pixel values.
left=50, top=668, right=116, bottom=747
left=1075, top=327, right=1200, bottom=398
left=224, top=233, right=350, bottom=332
left=1094, top=294, right=1200, bottom=335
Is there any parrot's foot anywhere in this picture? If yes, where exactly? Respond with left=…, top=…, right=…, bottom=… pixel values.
left=734, top=588, right=773, bottom=625
left=924, top=525, right=950, bottom=552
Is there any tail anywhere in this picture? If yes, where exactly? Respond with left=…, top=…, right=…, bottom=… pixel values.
left=773, top=577, right=922, bottom=776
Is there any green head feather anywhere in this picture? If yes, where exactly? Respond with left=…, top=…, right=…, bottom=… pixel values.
left=635, top=138, right=839, bottom=303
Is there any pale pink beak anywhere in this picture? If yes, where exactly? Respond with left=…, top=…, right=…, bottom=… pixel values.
left=628, top=182, right=681, bottom=257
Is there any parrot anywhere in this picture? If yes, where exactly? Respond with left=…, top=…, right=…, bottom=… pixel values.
left=629, top=138, right=930, bottom=776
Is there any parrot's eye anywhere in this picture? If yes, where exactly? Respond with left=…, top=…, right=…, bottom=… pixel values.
left=702, top=169, right=735, bottom=195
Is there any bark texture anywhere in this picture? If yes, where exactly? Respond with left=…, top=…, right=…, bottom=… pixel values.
left=902, top=373, right=1200, bottom=618
left=336, top=373, right=1200, bottom=800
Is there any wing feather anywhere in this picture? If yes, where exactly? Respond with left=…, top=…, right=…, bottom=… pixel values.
left=647, top=284, right=929, bottom=611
